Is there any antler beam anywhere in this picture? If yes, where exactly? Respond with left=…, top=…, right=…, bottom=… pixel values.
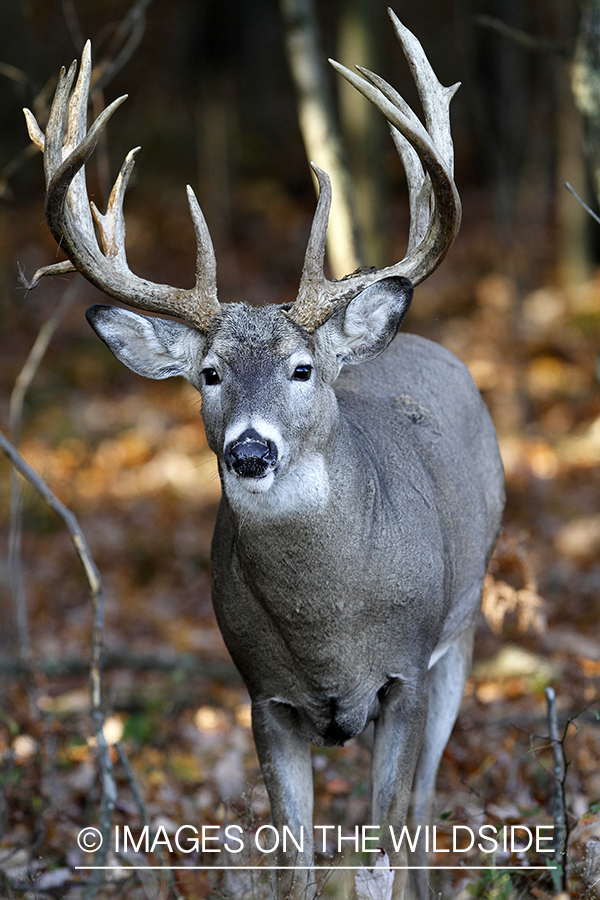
left=24, top=41, right=220, bottom=331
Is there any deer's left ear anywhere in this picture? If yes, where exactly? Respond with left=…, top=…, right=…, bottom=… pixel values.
left=314, top=276, right=413, bottom=382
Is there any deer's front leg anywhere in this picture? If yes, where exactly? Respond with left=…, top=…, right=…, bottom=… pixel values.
left=251, top=700, right=314, bottom=900
left=371, top=678, right=429, bottom=900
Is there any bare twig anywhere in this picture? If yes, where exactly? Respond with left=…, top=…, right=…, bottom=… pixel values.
left=61, top=0, right=86, bottom=53
left=87, top=612, right=115, bottom=894
left=8, top=283, right=78, bottom=660
left=99, top=0, right=154, bottom=206
left=565, top=181, right=600, bottom=225
left=115, top=742, right=152, bottom=833
left=92, top=0, right=154, bottom=95
left=9, top=285, right=78, bottom=444
left=0, top=651, right=238, bottom=680
left=0, top=430, right=115, bottom=900
left=0, top=751, right=16, bottom=844
left=0, top=64, right=46, bottom=199
left=116, top=742, right=181, bottom=899
left=474, top=15, right=573, bottom=57
left=1, top=0, right=151, bottom=203
left=115, top=742, right=167, bottom=896
left=82, top=0, right=154, bottom=203
left=0, top=61, right=29, bottom=86
left=0, top=144, right=40, bottom=201
left=0, top=435, right=96, bottom=577
left=7, top=475, right=28, bottom=660
left=545, top=687, right=567, bottom=889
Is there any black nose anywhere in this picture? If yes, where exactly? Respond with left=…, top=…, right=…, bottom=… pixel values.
left=224, top=428, right=278, bottom=478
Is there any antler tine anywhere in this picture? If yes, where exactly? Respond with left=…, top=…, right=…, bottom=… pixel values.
left=186, top=185, right=220, bottom=329
left=43, top=59, right=77, bottom=183
left=289, top=10, right=461, bottom=332
left=293, top=164, right=332, bottom=323
left=329, top=63, right=461, bottom=279
left=24, top=42, right=220, bottom=331
left=91, top=147, right=140, bottom=268
left=390, top=129, right=430, bottom=256
left=357, top=10, right=461, bottom=250
left=23, top=108, right=45, bottom=151
left=63, top=41, right=99, bottom=249
left=355, top=65, right=429, bottom=255
left=387, top=9, right=460, bottom=176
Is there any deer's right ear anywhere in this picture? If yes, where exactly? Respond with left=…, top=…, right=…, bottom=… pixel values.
left=86, top=305, right=206, bottom=381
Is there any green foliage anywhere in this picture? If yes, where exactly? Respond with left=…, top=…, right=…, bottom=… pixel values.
left=465, top=870, right=515, bottom=900
left=0, top=708, right=19, bottom=736
left=122, top=710, right=160, bottom=746
left=0, top=766, right=22, bottom=789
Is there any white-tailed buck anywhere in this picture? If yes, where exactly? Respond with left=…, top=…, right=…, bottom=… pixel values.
left=25, top=11, right=504, bottom=899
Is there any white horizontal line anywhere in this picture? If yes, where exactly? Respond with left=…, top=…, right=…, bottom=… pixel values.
left=75, top=865, right=557, bottom=871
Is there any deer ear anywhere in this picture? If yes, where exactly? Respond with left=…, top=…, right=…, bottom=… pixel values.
left=86, top=305, right=206, bottom=381
left=314, top=276, right=413, bottom=381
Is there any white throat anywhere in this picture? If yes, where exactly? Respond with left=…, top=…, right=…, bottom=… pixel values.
left=222, top=453, right=330, bottom=519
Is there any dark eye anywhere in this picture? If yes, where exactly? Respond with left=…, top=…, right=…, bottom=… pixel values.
left=378, top=680, right=393, bottom=702
left=202, top=367, right=221, bottom=385
left=292, top=365, right=312, bottom=382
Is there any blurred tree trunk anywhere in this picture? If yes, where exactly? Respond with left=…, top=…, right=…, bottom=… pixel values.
left=572, top=0, right=600, bottom=209
left=461, top=0, right=588, bottom=288
left=196, top=74, right=234, bottom=250
left=280, top=0, right=360, bottom=278
left=337, top=0, right=385, bottom=269
left=556, top=56, right=590, bottom=288
left=555, top=0, right=590, bottom=288
left=467, top=0, right=532, bottom=240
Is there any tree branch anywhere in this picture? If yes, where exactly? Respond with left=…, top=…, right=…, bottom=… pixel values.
left=545, top=686, right=567, bottom=889
left=0, top=429, right=115, bottom=899
left=8, top=283, right=78, bottom=661
left=475, top=15, right=572, bottom=57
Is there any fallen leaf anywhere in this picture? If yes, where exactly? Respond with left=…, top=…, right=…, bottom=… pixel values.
left=355, top=850, right=395, bottom=900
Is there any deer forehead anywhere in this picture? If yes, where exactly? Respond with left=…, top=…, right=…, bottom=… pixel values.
left=206, top=304, right=313, bottom=365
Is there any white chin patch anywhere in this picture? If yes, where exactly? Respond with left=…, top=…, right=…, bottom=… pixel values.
left=223, top=454, right=329, bottom=517
left=234, top=471, right=275, bottom=494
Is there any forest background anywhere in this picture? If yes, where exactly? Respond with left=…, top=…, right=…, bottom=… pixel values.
left=1, top=0, right=600, bottom=898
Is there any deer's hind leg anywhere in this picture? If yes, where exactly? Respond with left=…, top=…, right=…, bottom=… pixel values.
left=407, top=617, right=477, bottom=899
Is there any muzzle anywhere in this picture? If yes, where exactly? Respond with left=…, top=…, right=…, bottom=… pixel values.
left=224, top=428, right=278, bottom=479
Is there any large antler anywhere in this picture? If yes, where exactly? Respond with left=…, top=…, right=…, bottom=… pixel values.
left=24, top=41, right=220, bottom=331
left=25, top=13, right=459, bottom=335
left=288, top=8, right=462, bottom=332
